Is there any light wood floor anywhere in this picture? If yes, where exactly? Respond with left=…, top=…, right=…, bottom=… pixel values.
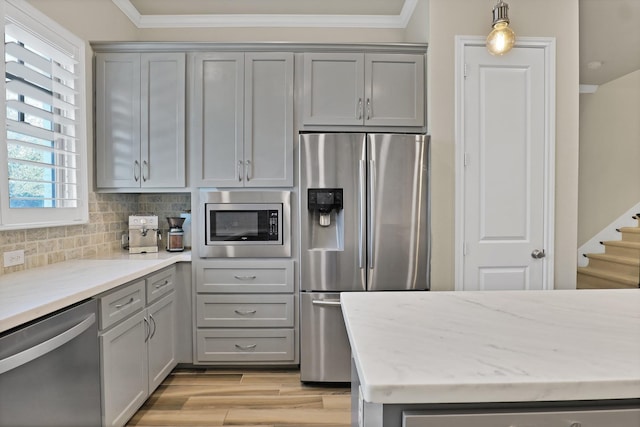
left=127, top=368, right=352, bottom=427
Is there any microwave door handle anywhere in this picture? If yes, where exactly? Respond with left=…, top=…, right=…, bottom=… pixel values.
left=358, top=160, right=366, bottom=269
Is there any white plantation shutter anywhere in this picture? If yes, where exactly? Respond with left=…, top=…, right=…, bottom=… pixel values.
left=0, top=0, right=88, bottom=229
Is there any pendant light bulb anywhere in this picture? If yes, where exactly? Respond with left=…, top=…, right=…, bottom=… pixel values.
left=486, top=1, right=515, bottom=55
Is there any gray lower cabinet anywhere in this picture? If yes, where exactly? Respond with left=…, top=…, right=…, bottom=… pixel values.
left=98, top=266, right=177, bottom=427
left=100, top=310, right=148, bottom=427
left=194, top=260, right=296, bottom=365
left=190, top=51, right=294, bottom=188
left=302, top=52, right=425, bottom=127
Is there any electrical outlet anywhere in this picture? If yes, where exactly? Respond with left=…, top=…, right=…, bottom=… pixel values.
left=3, top=249, right=25, bottom=267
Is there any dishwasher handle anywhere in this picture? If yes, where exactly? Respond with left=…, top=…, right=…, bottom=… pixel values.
left=0, top=313, right=96, bottom=375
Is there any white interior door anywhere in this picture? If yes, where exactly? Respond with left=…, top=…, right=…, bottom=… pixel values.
left=457, top=39, right=555, bottom=291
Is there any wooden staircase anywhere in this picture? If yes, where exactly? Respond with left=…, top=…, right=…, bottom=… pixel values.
left=577, top=213, right=640, bottom=289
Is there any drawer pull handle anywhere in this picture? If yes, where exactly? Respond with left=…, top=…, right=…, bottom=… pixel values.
left=312, top=299, right=341, bottom=307
left=235, top=344, right=257, bottom=351
left=115, top=297, right=134, bottom=309
left=234, top=275, right=257, bottom=281
left=234, top=309, right=257, bottom=316
left=155, top=280, right=169, bottom=289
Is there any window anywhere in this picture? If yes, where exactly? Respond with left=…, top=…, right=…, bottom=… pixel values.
left=0, top=0, right=88, bottom=229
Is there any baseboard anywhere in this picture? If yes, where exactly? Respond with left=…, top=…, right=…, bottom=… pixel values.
left=577, top=201, right=640, bottom=267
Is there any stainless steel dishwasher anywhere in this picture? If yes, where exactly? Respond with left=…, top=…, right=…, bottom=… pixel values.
left=0, top=299, right=101, bottom=427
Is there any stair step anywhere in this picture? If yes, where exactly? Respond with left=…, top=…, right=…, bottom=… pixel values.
left=618, top=227, right=640, bottom=242
left=586, top=253, right=640, bottom=265
left=600, top=240, right=640, bottom=257
left=577, top=267, right=639, bottom=289
left=585, top=253, right=640, bottom=277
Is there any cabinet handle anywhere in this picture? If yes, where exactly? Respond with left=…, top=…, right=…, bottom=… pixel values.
left=234, top=309, right=257, bottom=316
left=142, top=160, right=148, bottom=182
left=149, top=314, right=157, bottom=339
left=357, top=98, right=363, bottom=120
left=245, top=159, right=251, bottom=182
left=234, top=275, right=257, bottom=281
left=366, top=98, right=371, bottom=120
left=238, top=160, right=243, bottom=182
left=134, top=160, right=140, bottom=182
left=155, top=280, right=169, bottom=289
left=235, top=344, right=257, bottom=351
left=115, top=297, right=134, bottom=309
left=143, top=316, right=150, bottom=342
left=312, top=299, right=341, bottom=307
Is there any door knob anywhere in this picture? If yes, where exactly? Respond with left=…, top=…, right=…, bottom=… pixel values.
left=531, top=249, right=546, bottom=259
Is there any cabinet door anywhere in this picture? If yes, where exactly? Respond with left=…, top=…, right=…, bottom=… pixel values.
left=100, top=310, right=148, bottom=427
left=302, top=53, right=364, bottom=125
left=191, top=52, right=244, bottom=187
left=95, top=53, right=141, bottom=188
left=364, top=53, right=425, bottom=127
left=244, top=52, right=294, bottom=187
left=147, top=292, right=177, bottom=391
left=141, top=53, right=186, bottom=188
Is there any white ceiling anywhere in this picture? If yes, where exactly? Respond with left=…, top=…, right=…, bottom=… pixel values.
left=580, top=0, right=640, bottom=86
left=113, top=0, right=640, bottom=86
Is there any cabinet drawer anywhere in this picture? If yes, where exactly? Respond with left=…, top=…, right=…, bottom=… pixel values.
left=98, top=280, right=146, bottom=330
left=196, top=329, right=294, bottom=362
left=196, top=260, right=294, bottom=293
left=197, top=294, right=294, bottom=328
left=146, top=266, right=176, bottom=303
left=402, top=408, right=640, bottom=427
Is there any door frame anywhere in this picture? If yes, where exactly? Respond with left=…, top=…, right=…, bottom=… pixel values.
left=454, top=36, right=556, bottom=291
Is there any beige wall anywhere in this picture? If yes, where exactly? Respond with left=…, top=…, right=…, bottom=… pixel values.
left=578, top=69, right=640, bottom=245
left=27, top=0, right=138, bottom=41
left=29, top=0, right=406, bottom=44
left=428, top=0, right=580, bottom=290
left=404, top=0, right=429, bottom=43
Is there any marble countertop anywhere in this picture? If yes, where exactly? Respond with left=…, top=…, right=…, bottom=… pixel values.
left=341, top=289, right=640, bottom=405
left=0, top=251, right=191, bottom=333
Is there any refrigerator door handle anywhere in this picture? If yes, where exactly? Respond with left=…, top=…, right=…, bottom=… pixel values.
left=368, top=159, right=376, bottom=269
left=311, top=299, right=341, bottom=307
left=358, top=160, right=366, bottom=269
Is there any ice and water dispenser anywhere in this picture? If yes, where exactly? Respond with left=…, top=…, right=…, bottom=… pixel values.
left=307, top=188, right=344, bottom=250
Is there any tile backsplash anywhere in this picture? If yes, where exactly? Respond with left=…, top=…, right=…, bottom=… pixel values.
left=0, top=192, right=191, bottom=276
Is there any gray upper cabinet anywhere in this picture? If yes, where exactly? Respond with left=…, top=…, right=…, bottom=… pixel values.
left=191, top=52, right=294, bottom=188
left=95, top=52, right=186, bottom=189
left=303, top=52, right=425, bottom=127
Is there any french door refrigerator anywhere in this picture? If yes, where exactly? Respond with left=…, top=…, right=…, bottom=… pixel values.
left=299, top=133, right=429, bottom=382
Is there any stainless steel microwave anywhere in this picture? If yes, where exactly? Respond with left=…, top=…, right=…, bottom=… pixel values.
left=199, top=191, right=291, bottom=258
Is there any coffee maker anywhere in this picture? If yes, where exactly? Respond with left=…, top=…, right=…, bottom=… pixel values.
left=128, top=215, right=160, bottom=253
left=166, top=217, right=185, bottom=252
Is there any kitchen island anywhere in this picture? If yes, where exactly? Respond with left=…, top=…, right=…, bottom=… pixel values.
left=341, top=289, right=640, bottom=427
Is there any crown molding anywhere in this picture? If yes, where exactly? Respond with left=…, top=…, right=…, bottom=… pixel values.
left=112, top=0, right=418, bottom=29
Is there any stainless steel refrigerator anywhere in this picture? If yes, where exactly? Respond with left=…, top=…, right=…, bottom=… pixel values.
left=299, top=133, right=429, bottom=382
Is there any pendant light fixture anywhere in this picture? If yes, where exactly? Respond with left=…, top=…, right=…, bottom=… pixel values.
left=486, top=0, right=516, bottom=55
